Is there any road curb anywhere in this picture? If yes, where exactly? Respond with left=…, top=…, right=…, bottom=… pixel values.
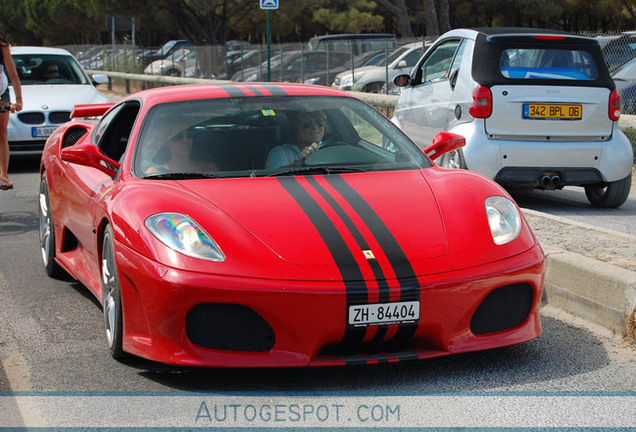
left=543, top=245, right=636, bottom=336
left=523, top=209, right=636, bottom=339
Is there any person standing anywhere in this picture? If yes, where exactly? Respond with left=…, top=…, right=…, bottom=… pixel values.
left=0, top=31, right=23, bottom=190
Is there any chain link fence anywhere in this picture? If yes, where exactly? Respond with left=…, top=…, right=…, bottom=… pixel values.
left=61, top=30, right=636, bottom=95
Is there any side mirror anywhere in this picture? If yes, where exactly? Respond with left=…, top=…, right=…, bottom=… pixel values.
left=61, top=143, right=121, bottom=177
left=91, top=74, right=109, bottom=85
left=393, top=74, right=410, bottom=87
left=396, top=60, right=408, bottom=69
left=424, top=132, right=465, bottom=161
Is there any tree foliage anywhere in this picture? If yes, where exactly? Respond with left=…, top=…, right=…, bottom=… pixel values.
left=1, top=0, right=634, bottom=46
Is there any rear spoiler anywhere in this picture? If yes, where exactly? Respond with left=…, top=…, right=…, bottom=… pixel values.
left=71, top=103, right=114, bottom=119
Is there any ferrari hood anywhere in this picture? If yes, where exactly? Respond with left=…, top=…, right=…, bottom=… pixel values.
left=184, top=171, right=447, bottom=268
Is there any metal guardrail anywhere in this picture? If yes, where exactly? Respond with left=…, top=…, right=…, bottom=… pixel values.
left=89, top=69, right=636, bottom=133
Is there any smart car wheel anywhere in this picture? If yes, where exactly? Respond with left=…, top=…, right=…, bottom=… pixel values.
left=439, top=149, right=467, bottom=170
left=38, top=176, right=64, bottom=278
left=584, top=174, right=632, bottom=208
left=101, top=224, right=125, bottom=359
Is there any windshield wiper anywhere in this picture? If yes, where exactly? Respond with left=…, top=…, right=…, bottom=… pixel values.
left=266, top=166, right=366, bottom=177
left=143, top=172, right=219, bottom=180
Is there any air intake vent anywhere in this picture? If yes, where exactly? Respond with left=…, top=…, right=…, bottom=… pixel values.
left=18, top=112, right=45, bottom=125
left=49, top=111, right=71, bottom=124
left=470, top=283, right=533, bottom=335
left=186, top=303, right=275, bottom=352
left=62, top=127, right=88, bottom=148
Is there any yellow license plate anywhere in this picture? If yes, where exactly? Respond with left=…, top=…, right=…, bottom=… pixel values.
left=523, top=104, right=582, bottom=120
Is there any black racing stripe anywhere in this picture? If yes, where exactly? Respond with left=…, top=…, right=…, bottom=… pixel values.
left=257, top=84, right=288, bottom=96
left=277, top=177, right=366, bottom=347
left=325, top=175, right=419, bottom=341
left=240, top=83, right=265, bottom=96
left=218, top=84, right=247, bottom=97
left=305, top=176, right=390, bottom=344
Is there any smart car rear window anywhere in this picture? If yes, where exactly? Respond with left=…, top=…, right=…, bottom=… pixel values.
left=500, top=48, right=598, bottom=80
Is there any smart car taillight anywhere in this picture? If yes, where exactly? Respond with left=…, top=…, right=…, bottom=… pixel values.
left=609, top=89, right=621, bottom=121
left=469, top=86, right=492, bottom=118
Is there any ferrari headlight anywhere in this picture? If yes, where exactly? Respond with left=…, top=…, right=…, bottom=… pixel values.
left=485, top=196, right=521, bottom=245
left=145, top=213, right=225, bottom=261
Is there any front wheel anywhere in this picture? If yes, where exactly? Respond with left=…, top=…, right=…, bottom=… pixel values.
left=38, top=176, right=65, bottom=278
left=364, top=82, right=383, bottom=93
left=585, top=174, right=632, bottom=208
left=101, top=224, right=125, bottom=359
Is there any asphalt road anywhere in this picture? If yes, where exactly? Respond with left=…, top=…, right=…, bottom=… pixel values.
left=510, top=183, right=636, bottom=236
left=0, top=159, right=634, bottom=392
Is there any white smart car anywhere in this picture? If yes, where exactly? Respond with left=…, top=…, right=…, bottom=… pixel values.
left=392, top=28, right=633, bottom=208
left=8, top=46, right=109, bottom=155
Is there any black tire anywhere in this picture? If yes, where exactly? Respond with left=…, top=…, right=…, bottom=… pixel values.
left=38, top=176, right=65, bottom=278
left=439, top=148, right=467, bottom=169
left=166, top=69, right=181, bottom=77
left=584, top=174, right=632, bottom=208
left=101, top=224, right=126, bottom=359
left=364, top=82, right=384, bottom=93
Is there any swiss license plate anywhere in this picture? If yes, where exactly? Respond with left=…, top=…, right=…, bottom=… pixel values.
left=348, top=300, right=419, bottom=327
left=32, top=126, right=58, bottom=138
left=523, top=103, right=582, bottom=120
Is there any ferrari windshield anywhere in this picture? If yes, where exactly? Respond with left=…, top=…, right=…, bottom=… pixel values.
left=134, top=96, right=430, bottom=179
left=13, top=54, right=90, bottom=85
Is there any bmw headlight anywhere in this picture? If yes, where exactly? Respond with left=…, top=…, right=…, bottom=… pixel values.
left=485, top=196, right=521, bottom=245
left=145, top=213, right=225, bottom=261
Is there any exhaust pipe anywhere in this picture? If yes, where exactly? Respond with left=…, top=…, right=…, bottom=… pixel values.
left=541, top=176, right=551, bottom=185
left=550, top=176, right=561, bottom=186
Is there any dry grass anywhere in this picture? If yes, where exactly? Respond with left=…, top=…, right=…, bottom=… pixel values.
left=624, top=307, right=636, bottom=346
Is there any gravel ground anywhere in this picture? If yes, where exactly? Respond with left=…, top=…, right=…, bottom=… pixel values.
left=522, top=209, right=636, bottom=272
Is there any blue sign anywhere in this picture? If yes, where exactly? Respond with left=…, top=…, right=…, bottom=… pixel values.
left=260, top=0, right=278, bottom=9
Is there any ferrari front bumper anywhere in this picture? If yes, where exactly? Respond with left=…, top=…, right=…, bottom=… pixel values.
left=115, top=241, right=545, bottom=367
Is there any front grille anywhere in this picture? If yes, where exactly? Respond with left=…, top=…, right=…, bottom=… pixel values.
left=18, top=112, right=45, bottom=125
left=62, top=126, right=88, bottom=148
left=470, top=283, right=533, bottom=335
left=49, top=111, right=71, bottom=124
left=8, top=140, right=46, bottom=152
left=186, top=303, right=275, bottom=352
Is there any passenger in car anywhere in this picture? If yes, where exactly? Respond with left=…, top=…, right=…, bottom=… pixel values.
left=143, top=121, right=219, bottom=175
left=265, top=110, right=326, bottom=169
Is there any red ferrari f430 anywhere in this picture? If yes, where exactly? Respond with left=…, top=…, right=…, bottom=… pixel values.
left=39, top=83, right=545, bottom=367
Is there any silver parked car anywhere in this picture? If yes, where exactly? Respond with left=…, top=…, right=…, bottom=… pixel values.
left=392, top=28, right=633, bottom=208
left=332, top=42, right=426, bottom=93
left=8, top=46, right=109, bottom=155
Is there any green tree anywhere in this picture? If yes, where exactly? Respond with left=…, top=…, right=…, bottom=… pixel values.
left=313, top=0, right=385, bottom=34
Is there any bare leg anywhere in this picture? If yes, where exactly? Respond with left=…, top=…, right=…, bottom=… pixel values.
left=0, top=110, right=11, bottom=186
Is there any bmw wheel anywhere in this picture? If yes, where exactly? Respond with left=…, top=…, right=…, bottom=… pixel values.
left=102, top=224, right=125, bottom=359
left=584, top=174, right=632, bottom=208
left=39, top=176, right=64, bottom=278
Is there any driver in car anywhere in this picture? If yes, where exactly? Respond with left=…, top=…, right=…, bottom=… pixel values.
left=265, top=110, right=326, bottom=169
